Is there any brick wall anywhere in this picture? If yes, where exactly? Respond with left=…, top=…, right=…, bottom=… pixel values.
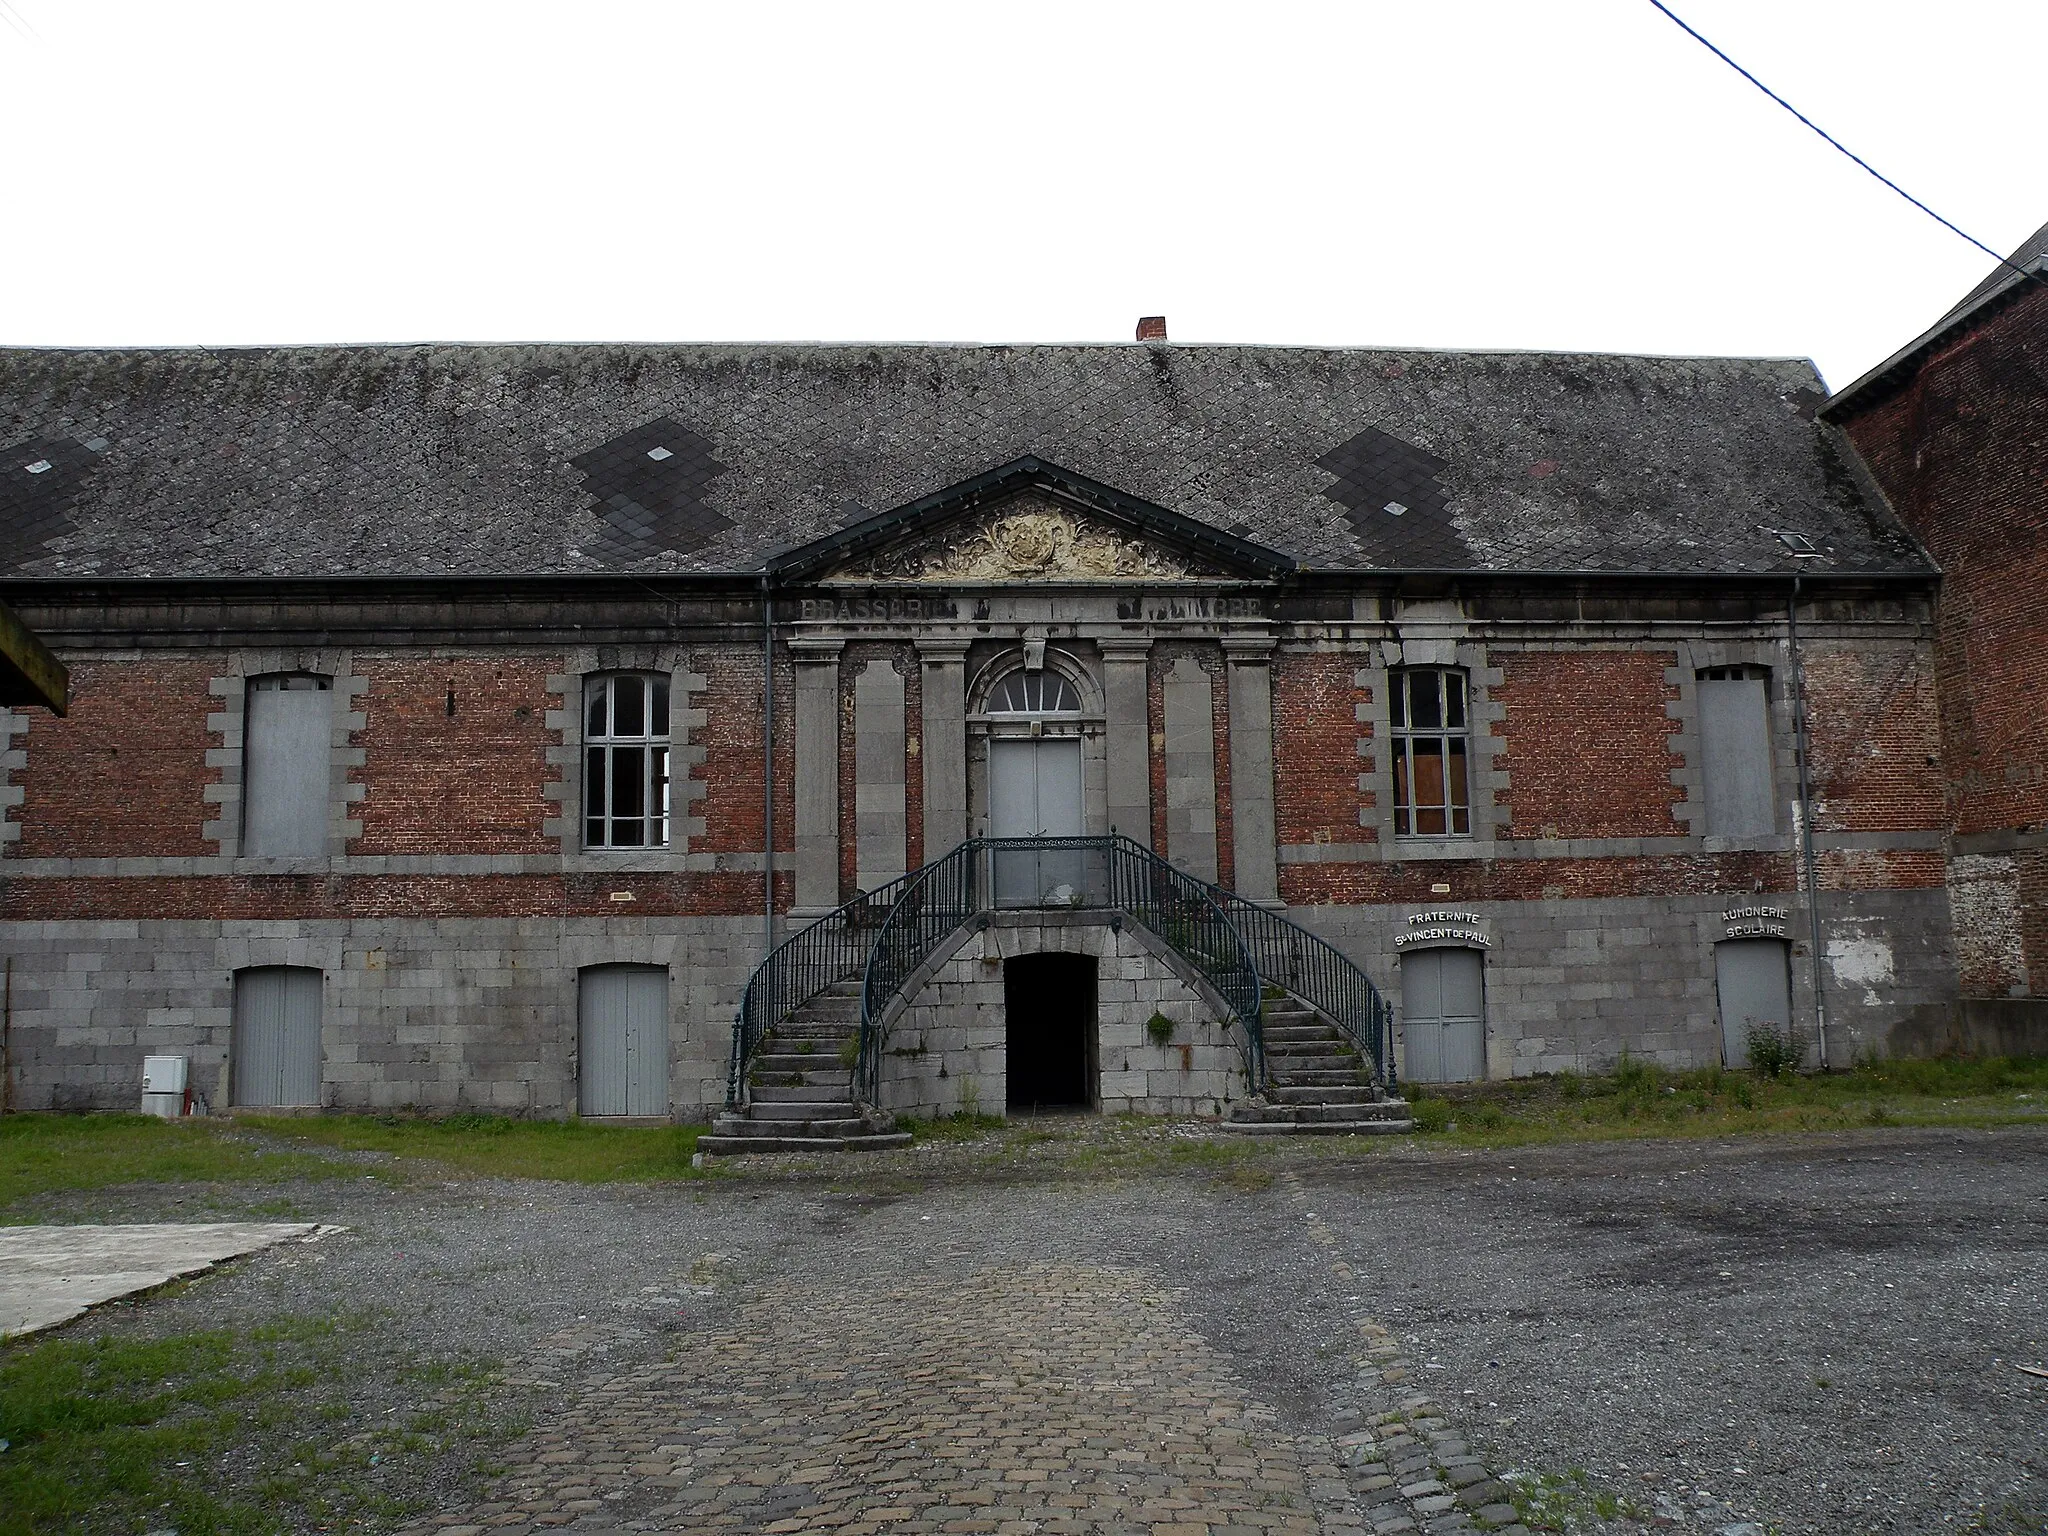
left=1801, top=645, right=1945, bottom=833
left=1491, top=651, right=1682, bottom=838
left=14, top=659, right=217, bottom=858
left=1835, top=282, right=2048, bottom=838
left=354, top=658, right=559, bottom=855
left=694, top=647, right=794, bottom=859
left=1273, top=651, right=1369, bottom=845
left=1280, top=849, right=1798, bottom=907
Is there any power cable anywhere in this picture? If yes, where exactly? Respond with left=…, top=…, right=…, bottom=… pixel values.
left=1645, top=0, right=2040, bottom=285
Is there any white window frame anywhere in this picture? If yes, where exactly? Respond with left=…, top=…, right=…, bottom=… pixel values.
left=1389, top=666, right=1473, bottom=838
left=583, top=673, right=671, bottom=850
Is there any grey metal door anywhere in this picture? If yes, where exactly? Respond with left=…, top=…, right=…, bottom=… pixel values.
left=1715, top=939, right=1792, bottom=1066
left=232, top=966, right=323, bottom=1107
left=990, top=738, right=1085, bottom=904
left=1400, top=947, right=1486, bottom=1082
left=579, top=965, right=670, bottom=1117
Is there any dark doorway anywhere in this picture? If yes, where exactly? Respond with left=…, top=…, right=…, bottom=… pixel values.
left=1004, top=952, right=1097, bottom=1111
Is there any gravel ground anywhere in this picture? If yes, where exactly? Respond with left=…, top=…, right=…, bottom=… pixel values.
left=21, top=1123, right=2048, bottom=1535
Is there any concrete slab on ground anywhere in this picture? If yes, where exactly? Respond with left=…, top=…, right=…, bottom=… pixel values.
left=0, top=1222, right=325, bottom=1339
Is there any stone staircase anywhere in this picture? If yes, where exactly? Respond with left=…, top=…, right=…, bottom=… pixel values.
left=700, top=981, right=912, bottom=1156
left=1224, top=991, right=1414, bottom=1135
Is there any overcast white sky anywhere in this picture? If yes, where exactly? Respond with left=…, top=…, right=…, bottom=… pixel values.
left=1, top=1, right=2041, bottom=390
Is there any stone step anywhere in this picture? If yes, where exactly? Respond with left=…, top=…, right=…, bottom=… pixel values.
left=1268, top=1083, right=1382, bottom=1105
left=748, top=1082, right=856, bottom=1103
left=763, top=1032, right=854, bottom=1051
left=747, top=1100, right=861, bottom=1121
left=753, top=1052, right=851, bottom=1074
left=711, top=1113, right=874, bottom=1137
left=698, top=1132, right=912, bottom=1156
left=1264, top=1045, right=1363, bottom=1065
left=1262, top=1030, right=1347, bottom=1048
left=1267, top=1068, right=1370, bottom=1087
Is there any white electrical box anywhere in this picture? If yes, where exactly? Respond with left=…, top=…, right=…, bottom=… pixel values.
left=141, top=1055, right=189, bottom=1117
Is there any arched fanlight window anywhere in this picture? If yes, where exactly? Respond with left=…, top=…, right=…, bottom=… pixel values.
left=987, top=671, right=1080, bottom=715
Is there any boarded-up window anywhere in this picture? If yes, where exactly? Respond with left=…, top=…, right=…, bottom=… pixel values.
left=578, top=964, right=670, bottom=1116
left=244, top=674, right=331, bottom=857
left=232, top=966, right=323, bottom=1107
left=1697, top=667, right=1774, bottom=837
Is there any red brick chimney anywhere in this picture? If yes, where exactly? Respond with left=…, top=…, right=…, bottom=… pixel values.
left=1135, top=316, right=1167, bottom=342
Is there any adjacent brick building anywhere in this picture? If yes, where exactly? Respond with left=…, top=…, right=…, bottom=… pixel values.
left=1822, top=219, right=2048, bottom=1045
left=0, top=335, right=1966, bottom=1117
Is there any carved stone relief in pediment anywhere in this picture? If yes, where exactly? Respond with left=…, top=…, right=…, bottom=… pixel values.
left=823, top=492, right=1233, bottom=584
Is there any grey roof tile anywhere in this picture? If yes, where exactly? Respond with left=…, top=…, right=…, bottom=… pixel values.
left=0, top=342, right=1927, bottom=579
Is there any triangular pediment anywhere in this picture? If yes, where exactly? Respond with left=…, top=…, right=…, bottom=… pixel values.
left=765, top=458, right=1293, bottom=585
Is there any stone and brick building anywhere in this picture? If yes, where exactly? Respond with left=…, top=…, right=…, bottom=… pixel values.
left=0, top=329, right=1967, bottom=1119
left=1822, top=217, right=2048, bottom=1048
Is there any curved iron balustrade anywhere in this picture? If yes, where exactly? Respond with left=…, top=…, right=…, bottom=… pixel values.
left=854, top=836, right=1267, bottom=1106
left=730, top=834, right=1395, bottom=1111
left=727, top=865, right=920, bottom=1107
left=1201, top=888, right=1397, bottom=1090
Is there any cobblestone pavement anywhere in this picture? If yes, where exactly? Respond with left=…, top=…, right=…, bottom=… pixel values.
left=50, top=1124, right=2046, bottom=1535
left=399, top=1259, right=1509, bottom=1536
left=398, top=1225, right=1523, bottom=1536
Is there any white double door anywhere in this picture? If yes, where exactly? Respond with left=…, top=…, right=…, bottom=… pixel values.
left=989, top=737, right=1085, bottom=905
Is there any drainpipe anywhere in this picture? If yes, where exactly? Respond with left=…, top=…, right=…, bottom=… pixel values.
left=1787, top=575, right=1830, bottom=1069
left=762, top=573, right=776, bottom=962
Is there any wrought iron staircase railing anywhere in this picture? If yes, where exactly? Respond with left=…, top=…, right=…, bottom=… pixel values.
left=728, top=834, right=1394, bottom=1110
left=1203, top=888, right=1398, bottom=1090
left=727, top=865, right=921, bottom=1108
left=855, top=836, right=1265, bottom=1105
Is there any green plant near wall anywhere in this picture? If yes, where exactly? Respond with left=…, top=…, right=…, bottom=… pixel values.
left=1145, top=1012, right=1175, bottom=1046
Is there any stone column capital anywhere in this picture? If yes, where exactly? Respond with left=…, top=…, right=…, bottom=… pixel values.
left=1096, top=637, right=1154, bottom=661
left=1221, top=636, right=1277, bottom=662
left=786, top=636, right=846, bottom=662
left=913, top=638, right=973, bottom=662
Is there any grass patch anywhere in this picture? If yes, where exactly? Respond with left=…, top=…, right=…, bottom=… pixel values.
left=0, top=1115, right=355, bottom=1220
left=1399, top=1054, right=2048, bottom=1149
left=0, top=1112, right=708, bottom=1215
left=243, top=1113, right=708, bottom=1183
left=0, top=1316, right=510, bottom=1536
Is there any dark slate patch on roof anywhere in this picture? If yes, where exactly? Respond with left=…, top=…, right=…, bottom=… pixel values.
left=570, top=417, right=728, bottom=564
left=0, top=434, right=106, bottom=571
left=1316, top=426, right=1469, bottom=568
left=0, top=344, right=1930, bottom=578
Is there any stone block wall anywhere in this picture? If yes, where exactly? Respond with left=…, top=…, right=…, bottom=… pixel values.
left=1, top=915, right=758, bottom=1117
left=875, top=913, right=1246, bottom=1119
left=1293, top=883, right=1954, bottom=1077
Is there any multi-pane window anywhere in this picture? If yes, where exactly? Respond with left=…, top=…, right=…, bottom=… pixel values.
left=584, top=674, right=670, bottom=849
left=987, top=671, right=1080, bottom=714
left=1389, top=667, right=1471, bottom=837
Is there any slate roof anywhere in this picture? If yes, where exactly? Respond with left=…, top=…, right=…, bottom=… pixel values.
left=0, top=343, right=1926, bottom=580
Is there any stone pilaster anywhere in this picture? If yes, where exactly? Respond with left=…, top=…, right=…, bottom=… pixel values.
left=1099, top=639, right=1152, bottom=843
left=916, top=639, right=970, bottom=862
left=1224, top=637, right=1280, bottom=903
left=789, top=637, right=844, bottom=915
